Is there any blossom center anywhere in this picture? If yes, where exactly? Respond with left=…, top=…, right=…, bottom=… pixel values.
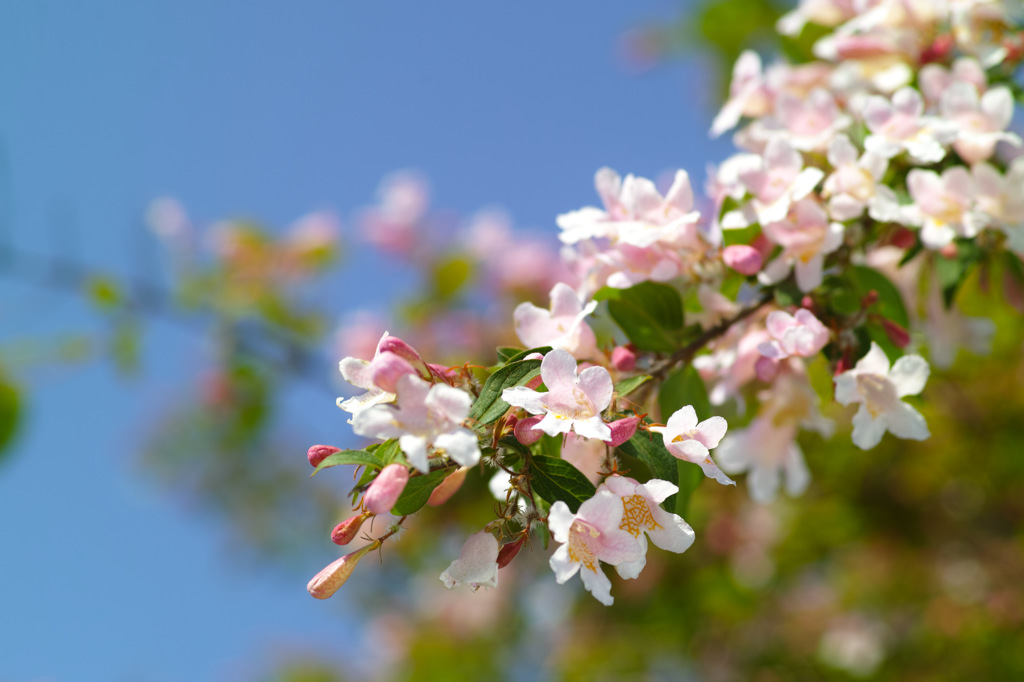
left=856, top=373, right=899, bottom=416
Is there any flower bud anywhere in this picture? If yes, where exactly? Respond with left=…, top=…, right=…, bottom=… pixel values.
left=428, top=466, right=469, bottom=506
left=880, top=318, right=910, bottom=348
left=611, top=344, right=637, bottom=372
left=307, top=541, right=380, bottom=600
left=428, top=363, right=460, bottom=382
left=307, top=444, right=341, bottom=468
left=525, top=374, right=543, bottom=390
left=378, top=336, right=431, bottom=378
left=722, top=245, right=763, bottom=276
left=514, top=415, right=544, bottom=445
left=363, top=464, right=410, bottom=515
left=607, top=416, right=641, bottom=447
left=331, top=512, right=370, bottom=546
left=497, top=535, right=527, bottom=569
left=369, top=351, right=417, bottom=393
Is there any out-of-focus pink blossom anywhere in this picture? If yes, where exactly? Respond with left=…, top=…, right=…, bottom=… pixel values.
left=357, top=170, right=430, bottom=254
left=862, top=87, right=957, bottom=163
left=941, top=83, right=1021, bottom=164
left=759, top=308, right=831, bottom=359
left=711, top=50, right=773, bottom=137
left=821, top=134, right=896, bottom=222
left=610, top=344, right=637, bottom=372
left=906, top=167, right=988, bottom=249
left=760, top=199, right=845, bottom=292
left=440, top=531, right=500, bottom=591
left=722, top=138, right=824, bottom=228
left=722, top=245, right=764, bottom=276
left=514, top=282, right=599, bottom=360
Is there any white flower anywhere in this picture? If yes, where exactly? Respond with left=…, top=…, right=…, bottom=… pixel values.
left=514, top=282, right=599, bottom=360
left=834, top=342, right=930, bottom=450
left=502, top=349, right=613, bottom=441
left=352, top=374, right=481, bottom=473
left=649, top=405, right=735, bottom=486
left=440, top=532, right=500, bottom=592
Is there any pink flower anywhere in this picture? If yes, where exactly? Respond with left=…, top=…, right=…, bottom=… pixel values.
left=711, top=50, right=773, bottom=137
left=821, top=134, right=893, bottom=222
left=906, top=167, right=988, bottom=249
left=363, top=464, right=410, bottom=515
left=601, top=475, right=696, bottom=579
left=834, top=342, right=930, bottom=450
left=440, top=532, right=500, bottom=591
left=940, top=83, right=1020, bottom=164
left=548, top=489, right=644, bottom=605
left=649, top=405, right=735, bottom=486
left=502, top=349, right=614, bottom=441
left=722, top=138, right=824, bottom=228
left=352, top=374, right=481, bottom=473
left=514, top=282, right=599, bottom=360
left=862, top=87, right=957, bottom=164
left=760, top=199, right=845, bottom=292
left=759, top=308, right=830, bottom=360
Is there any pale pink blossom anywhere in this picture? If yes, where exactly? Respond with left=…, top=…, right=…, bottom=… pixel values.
left=834, top=342, right=931, bottom=450
left=513, top=282, right=599, bottom=360
left=974, top=159, right=1024, bottom=252
left=759, top=309, right=830, bottom=360
left=363, top=464, right=410, bottom=515
left=722, top=245, right=764, bottom=276
left=561, top=433, right=606, bottom=485
left=741, top=89, right=851, bottom=153
left=694, top=325, right=769, bottom=407
left=821, top=134, right=896, bottom=221
left=440, top=532, right=500, bottom=591
left=760, top=199, right=845, bottom=292
left=602, top=475, right=696, bottom=579
left=352, top=374, right=480, bottom=473
left=919, top=57, right=988, bottom=107
left=337, top=332, right=399, bottom=416
left=502, top=349, right=613, bottom=441
left=649, top=405, right=735, bottom=486
left=357, top=170, right=429, bottom=253
left=906, top=167, right=988, bottom=249
left=862, top=87, right=958, bottom=163
left=777, top=0, right=856, bottom=36
left=717, top=371, right=832, bottom=502
left=548, top=490, right=644, bottom=605
left=722, top=139, right=825, bottom=228
left=711, top=50, right=773, bottom=137
left=941, top=83, right=1021, bottom=164
left=924, top=279, right=996, bottom=369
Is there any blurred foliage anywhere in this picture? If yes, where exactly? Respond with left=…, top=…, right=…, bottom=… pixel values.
left=0, top=369, right=22, bottom=465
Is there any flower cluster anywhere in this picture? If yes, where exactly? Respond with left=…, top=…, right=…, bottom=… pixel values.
left=305, top=1, right=1022, bottom=606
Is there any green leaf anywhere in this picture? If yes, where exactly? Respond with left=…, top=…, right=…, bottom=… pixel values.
left=722, top=223, right=761, bottom=248
left=496, top=346, right=552, bottom=367
left=469, top=358, right=543, bottom=424
left=847, top=265, right=910, bottom=327
left=369, top=439, right=405, bottom=466
left=496, top=347, right=522, bottom=364
left=596, top=282, right=685, bottom=353
left=391, top=468, right=451, bottom=516
left=674, top=459, right=704, bottom=517
left=614, top=374, right=651, bottom=398
left=933, top=242, right=984, bottom=308
left=532, top=518, right=550, bottom=551
left=87, top=275, right=123, bottom=311
left=432, top=256, right=473, bottom=300
left=616, top=430, right=678, bottom=488
left=311, top=449, right=384, bottom=476
left=528, top=454, right=597, bottom=513
left=658, top=364, right=712, bottom=422
left=772, top=279, right=803, bottom=308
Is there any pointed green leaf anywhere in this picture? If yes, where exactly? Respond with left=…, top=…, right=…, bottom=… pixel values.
left=616, top=430, right=678, bottom=487
left=528, top=454, right=597, bottom=513
left=469, top=358, right=543, bottom=424
left=659, top=364, right=711, bottom=421
left=391, top=468, right=451, bottom=516
left=595, top=282, right=685, bottom=353
left=311, top=449, right=384, bottom=476
left=614, top=374, right=651, bottom=398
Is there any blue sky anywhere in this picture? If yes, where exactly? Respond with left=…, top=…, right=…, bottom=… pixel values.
left=0, top=2, right=732, bottom=679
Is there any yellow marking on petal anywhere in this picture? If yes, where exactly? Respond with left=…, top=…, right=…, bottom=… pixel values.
left=567, top=520, right=599, bottom=571
left=619, top=494, right=661, bottom=537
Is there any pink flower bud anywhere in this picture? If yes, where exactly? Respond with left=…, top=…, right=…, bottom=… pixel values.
left=722, top=245, right=763, bottom=276
left=427, top=363, right=460, bottom=382
left=369, top=351, right=417, bottom=393
left=880, top=318, right=910, bottom=348
left=514, top=415, right=544, bottom=445
left=363, top=464, right=409, bottom=515
left=378, top=336, right=425, bottom=368
left=496, top=535, right=527, bottom=569
left=607, top=416, right=641, bottom=447
left=525, top=374, right=543, bottom=390
left=755, top=355, right=780, bottom=382
left=611, top=344, right=637, bottom=372
left=307, top=444, right=341, bottom=468
left=331, top=513, right=370, bottom=546
left=427, top=466, right=469, bottom=506
left=307, top=541, right=379, bottom=600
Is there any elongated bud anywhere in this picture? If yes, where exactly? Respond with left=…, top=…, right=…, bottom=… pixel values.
left=428, top=363, right=460, bottom=383
left=369, top=352, right=417, bottom=393
left=607, top=416, right=641, bottom=447
left=525, top=374, right=543, bottom=390
left=497, top=535, right=527, bottom=569
left=307, top=541, right=380, bottom=599
left=611, top=344, right=637, bottom=372
left=307, top=444, right=341, bottom=468
left=880, top=318, right=910, bottom=348
left=364, top=464, right=409, bottom=515
left=428, top=466, right=469, bottom=506
left=378, top=336, right=431, bottom=379
left=722, top=245, right=763, bottom=276
left=514, top=415, right=544, bottom=445
left=331, top=512, right=370, bottom=545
